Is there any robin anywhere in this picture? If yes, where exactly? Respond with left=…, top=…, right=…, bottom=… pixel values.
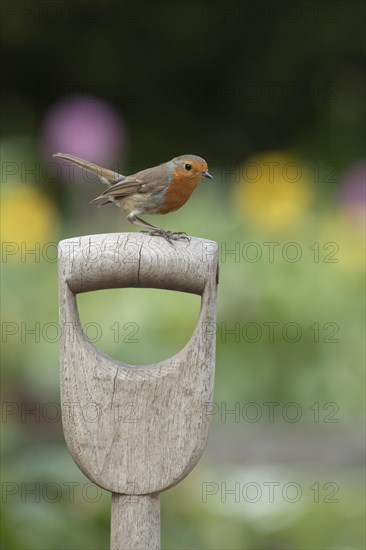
left=53, top=152, right=213, bottom=242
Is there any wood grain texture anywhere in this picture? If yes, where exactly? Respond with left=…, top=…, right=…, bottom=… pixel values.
left=111, top=494, right=160, bottom=550
left=58, top=233, right=218, bottom=494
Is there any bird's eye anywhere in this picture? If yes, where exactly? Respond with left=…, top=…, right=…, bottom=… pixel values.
left=184, top=163, right=192, bottom=171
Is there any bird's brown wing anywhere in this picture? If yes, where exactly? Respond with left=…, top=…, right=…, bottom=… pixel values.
left=54, top=153, right=169, bottom=203
left=53, top=153, right=124, bottom=186
left=97, top=165, right=169, bottom=200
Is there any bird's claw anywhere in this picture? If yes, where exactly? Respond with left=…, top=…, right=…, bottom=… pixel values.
left=141, top=230, right=190, bottom=243
left=165, top=231, right=190, bottom=242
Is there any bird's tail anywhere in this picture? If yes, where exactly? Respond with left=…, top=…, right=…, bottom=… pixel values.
left=90, top=195, right=112, bottom=207
left=53, top=153, right=124, bottom=186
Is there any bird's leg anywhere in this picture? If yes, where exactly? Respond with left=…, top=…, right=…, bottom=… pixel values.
left=128, top=215, right=190, bottom=243
left=128, top=215, right=160, bottom=231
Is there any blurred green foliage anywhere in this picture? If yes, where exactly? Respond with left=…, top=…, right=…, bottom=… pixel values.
left=1, top=1, right=365, bottom=549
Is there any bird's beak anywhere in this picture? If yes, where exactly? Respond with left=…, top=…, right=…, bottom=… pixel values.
left=201, top=171, right=213, bottom=179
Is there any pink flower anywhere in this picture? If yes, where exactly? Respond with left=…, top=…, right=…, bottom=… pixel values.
left=40, top=96, right=127, bottom=170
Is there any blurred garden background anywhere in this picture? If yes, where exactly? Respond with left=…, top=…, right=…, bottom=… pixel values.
left=1, top=1, right=365, bottom=548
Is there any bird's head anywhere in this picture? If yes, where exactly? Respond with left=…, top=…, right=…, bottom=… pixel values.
left=171, top=155, right=213, bottom=181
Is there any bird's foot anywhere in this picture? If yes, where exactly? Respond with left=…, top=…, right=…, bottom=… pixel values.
left=141, top=229, right=190, bottom=243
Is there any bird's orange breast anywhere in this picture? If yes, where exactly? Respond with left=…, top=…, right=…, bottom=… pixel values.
left=159, top=172, right=201, bottom=214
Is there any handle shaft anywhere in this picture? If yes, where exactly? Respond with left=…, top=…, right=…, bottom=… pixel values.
left=111, top=493, right=160, bottom=550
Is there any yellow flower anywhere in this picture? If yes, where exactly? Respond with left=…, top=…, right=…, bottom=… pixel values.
left=320, top=213, right=365, bottom=270
left=1, top=185, right=58, bottom=259
left=233, top=151, right=313, bottom=230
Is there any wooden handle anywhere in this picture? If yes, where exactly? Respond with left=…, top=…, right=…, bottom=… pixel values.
left=59, top=232, right=218, bottom=494
left=59, top=232, right=218, bottom=549
left=111, top=494, right=160, bottom=550
left=58, top=233, right=218, bottom=295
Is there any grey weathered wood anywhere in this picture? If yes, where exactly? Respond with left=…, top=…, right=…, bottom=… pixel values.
left=111, top=494, right=160, bottom=550
left=58, top=232, right=218, bottom=549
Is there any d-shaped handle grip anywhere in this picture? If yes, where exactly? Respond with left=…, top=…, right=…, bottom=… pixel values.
left=58, top=233, right=218, bottom=295
left=58, top=233, right=218, bottom=496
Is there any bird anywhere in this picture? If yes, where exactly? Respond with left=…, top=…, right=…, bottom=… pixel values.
left=53, top=152, right=213, bottom=242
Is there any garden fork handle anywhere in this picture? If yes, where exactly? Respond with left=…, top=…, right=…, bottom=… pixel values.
left=58, top=233, right=218, bottom=295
